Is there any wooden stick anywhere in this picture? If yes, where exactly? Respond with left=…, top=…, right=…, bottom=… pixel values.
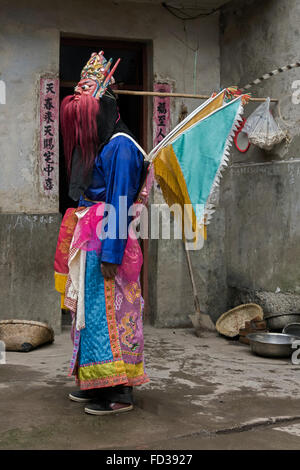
left=59, top=82, right=278, bottom=102
left=184, top=242, right=201, bottom=314
left=116, top=90, right=210, bottom=99
left=114, top=89, right=278, bottom=102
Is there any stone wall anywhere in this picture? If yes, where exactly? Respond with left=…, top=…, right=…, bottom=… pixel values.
left=219, top=0, right=300, bottom=315
left=0, top=214, right=61, bottom=333
left=0, top=0, right=220, bottom=330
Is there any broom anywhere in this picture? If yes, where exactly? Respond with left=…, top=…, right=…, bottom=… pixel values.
left=184, top=242, right=215, bottom=335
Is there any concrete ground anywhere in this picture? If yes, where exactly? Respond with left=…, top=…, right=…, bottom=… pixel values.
left=1, top=325, right=300, bottom=450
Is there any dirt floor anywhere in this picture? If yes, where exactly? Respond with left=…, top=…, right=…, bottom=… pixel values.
left=1, top=325, right=300, bottom=450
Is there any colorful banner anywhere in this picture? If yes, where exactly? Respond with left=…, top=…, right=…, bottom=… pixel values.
left=153, top=92, right=244, bottom=238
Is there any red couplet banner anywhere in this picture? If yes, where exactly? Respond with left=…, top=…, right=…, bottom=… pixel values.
left=39, top=77, right=59, bottom=196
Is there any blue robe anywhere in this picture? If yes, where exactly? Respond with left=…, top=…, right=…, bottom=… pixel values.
left=79, top=134, right=144, bottom=265
left=71, top=134, right=149, bottom=390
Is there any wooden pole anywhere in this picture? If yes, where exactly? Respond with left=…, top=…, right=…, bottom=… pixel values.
left=114, top=89, right=278, bottom=102
left=184, top=242, right=201, bottom=315
left=59, top=82, right=278, bottom=102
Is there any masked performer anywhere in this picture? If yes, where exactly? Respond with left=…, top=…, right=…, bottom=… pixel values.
left=54, top=51, right=150, bottom=415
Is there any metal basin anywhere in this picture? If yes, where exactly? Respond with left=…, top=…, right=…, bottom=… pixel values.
left=282, top=323, right=300, bottom=338
left=264, top=313, right=300, bottom=331
left=247, top=332, right=299, bottom=358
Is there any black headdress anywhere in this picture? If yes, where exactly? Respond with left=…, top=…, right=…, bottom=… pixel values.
left=68, top=89, right=135, bottom=201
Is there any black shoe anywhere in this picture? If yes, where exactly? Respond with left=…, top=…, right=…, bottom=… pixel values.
left=84, top=385, right=134, bottom=415
left=108, top=385, right=134, bottom=404
left=84, top=399, right=134, bottom=415
left=68, top=388, right=111, bottom=403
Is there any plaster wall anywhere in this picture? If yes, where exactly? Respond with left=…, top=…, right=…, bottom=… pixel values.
left=0, top=0, right=221, bottom=329
left=0, top=0, right=220, bottom=213
left=220, top=0, right=300, bottom=312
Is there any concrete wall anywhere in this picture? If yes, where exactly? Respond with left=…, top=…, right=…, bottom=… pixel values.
left=0, top=0, right=220, bottom=329
left=219, top=0, right=300, bottom=314
left=149, top=190, right=228, bottom=327
left=3, top=0, right=298, bottom=329
left=0, top=214, right=62, bottom=332
left=0, top=0, right=220, bottom=213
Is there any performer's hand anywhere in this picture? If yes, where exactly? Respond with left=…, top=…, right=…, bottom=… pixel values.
left=101, top=262, right=118, bottom=280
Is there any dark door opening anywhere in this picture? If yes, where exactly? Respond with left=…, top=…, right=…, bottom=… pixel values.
left=59, top=37, right=149, bottom=321
left=59, top=37, right=148, bottom=216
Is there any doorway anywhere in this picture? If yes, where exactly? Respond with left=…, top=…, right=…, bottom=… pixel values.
left=59, top=36, right=149, bottom=320
left=59, top=36, right=148, bottom=215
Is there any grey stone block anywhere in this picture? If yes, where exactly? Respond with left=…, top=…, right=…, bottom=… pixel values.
left=0, top=213, right=62, bottom=334
left=229, top=286, right=300, bottom=316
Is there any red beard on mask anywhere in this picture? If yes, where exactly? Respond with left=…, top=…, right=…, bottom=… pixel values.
left=60, top=94, right=100, bottom=177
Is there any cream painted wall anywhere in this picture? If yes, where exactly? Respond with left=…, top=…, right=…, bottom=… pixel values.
left=0, top=0, right=220, bottom=213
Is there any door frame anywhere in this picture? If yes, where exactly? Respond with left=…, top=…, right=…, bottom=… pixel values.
left=59, top=35, right=151, bottom=320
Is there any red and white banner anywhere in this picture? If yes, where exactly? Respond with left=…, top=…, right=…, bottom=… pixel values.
left=153, top=82, right=171, bottom=148
left=39, top=77, right=59, bottom=195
